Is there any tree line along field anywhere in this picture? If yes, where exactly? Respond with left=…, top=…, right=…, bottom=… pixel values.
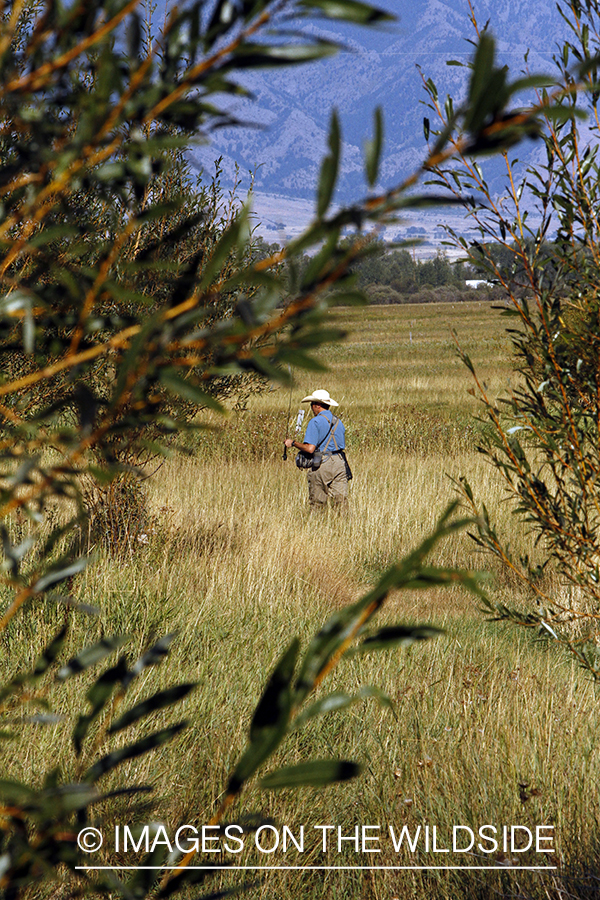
left=4, top=300, right=600, bottom=900
left=348, top=244, right=502, bottom=306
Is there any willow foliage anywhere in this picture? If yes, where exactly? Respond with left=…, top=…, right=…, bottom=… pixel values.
left=0, top=0, right=563, bottom=896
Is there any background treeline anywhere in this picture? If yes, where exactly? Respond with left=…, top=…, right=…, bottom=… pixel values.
left=251, top=234, right=582, bottom=306
left=253, top=237, right=505, bottom=305
left=349, top=241, right=504, bottom=304
left=345, top=239, right=571, bottom=306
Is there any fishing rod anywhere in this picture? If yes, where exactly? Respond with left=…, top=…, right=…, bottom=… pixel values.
left=283, top=408, right=305, bottom=460
left=282, top=367, right=305, bottom=460
left=283, top=365, right=293, bottom=460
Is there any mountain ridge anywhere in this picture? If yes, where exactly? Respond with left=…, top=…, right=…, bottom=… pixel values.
left=186, top=0, right=570, bottom=238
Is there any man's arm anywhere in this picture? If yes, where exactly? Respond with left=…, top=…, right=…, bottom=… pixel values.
left=284, top=438, right=316, bottom=453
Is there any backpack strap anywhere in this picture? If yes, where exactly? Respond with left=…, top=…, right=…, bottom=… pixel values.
left=331, top=425, right=339, bottom=451
left=316, top=414, right=340, bottom=453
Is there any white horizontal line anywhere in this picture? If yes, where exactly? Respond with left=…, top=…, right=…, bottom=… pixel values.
left=76, top=865, right=558, bottom=872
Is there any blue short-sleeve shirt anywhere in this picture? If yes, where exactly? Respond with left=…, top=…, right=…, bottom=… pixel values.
left=304, top=410, right=345, bottom=452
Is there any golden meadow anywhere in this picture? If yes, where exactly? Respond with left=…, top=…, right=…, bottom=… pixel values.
left=5, top=300, right=599, bottom=900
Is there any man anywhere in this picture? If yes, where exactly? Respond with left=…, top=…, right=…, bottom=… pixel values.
left=284, top=389, right=349, bottom=511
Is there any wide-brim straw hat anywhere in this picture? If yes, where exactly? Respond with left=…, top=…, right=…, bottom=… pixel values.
left=301, top=389, right=339, bottom=408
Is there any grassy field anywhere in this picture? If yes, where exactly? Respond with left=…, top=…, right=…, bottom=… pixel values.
left=5, top=300, right=600, bottom=900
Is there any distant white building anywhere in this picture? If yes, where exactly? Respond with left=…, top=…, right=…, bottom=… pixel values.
left=465, top=279, right=493, bottom=288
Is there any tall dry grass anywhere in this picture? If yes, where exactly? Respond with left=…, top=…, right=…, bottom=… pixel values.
left=3, top=300, right=596, bottom=900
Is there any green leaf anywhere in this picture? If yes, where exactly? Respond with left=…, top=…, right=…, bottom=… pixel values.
left=205, top=0, right=235, bottom=44
left=578, top=53, right=600, bottom=78
left=430, top=115, right=458, bottom=158
left=108, top=683, right=196, bottom=734
left=294, top=692, right=356, bottom=726
left=259, top=759, right=361, bottom=790
left=125, top=823, right=185, bottom=896
left=0, top=778, right=36, bottom=804
left=84, top=723, right=187, bottom=783
left=33, top=556, right=90, bottom=593
left=294, top=600, right=374, bottom=705
left=0, top=526, right=35, bottom=577
left=250, top=639, right=298, bottom=740
left=109, top=312, right=161, bottom=411
left=0, top=627, right=68, bottom=704
left=350, top=625, right=444, bottom=654
left=0, top=290, right=36, bottom=317
left=365, top=106, right=383, bottom=187
left=199, top=210, right=247, bottom=289
left=28, top=225, right=79, bottom=248
left=293, top=685, right=393, bottom=729
left=231, top=41, right=337, bottom=69
left=32, top=627, right=68, bottom=677
left=464, top=34, right=511, bottom=136
left=73, top=656, right=129, bottom=755
left=544, top=105, right=586, bottom=123
left=159, top=370, right=223, bottom=411
left=57, top=636, right=128, bottom=681
left=468, top=32, right=496, bottom=107
left=123, top=633, right=178, bottom=689
left=509, top=74, right=557, bottom=93
left=227, top=640, right=299, bottom=794
left=20, top=713, right=63, bottom=725
left=317, top=111, right=341, bottom=218
left=287, top=221, right=329, bottom=256
left=299, top=0, right=395, bottom=24
left=327, top=289, right=366, bottom=306
left=38, top=782, right=100, bottom=815
left=300, top=229, right=340, bottom=287
left=388, top=194, right=464, bottom=212
left=277, top=348, right=328, bottom=371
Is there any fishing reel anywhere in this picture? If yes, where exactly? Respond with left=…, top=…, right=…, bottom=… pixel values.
left=283, top=408, right=305, bottom=460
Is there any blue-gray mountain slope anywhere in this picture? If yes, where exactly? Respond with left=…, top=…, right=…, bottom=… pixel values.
left=188, top=0, right=568, bottom=207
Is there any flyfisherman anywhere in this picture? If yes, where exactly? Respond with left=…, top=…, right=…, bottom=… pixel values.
left=284, top=389, right=351, bottom=511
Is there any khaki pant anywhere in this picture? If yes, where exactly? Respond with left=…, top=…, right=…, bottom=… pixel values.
left=307, top=453, right=348, bottom=510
